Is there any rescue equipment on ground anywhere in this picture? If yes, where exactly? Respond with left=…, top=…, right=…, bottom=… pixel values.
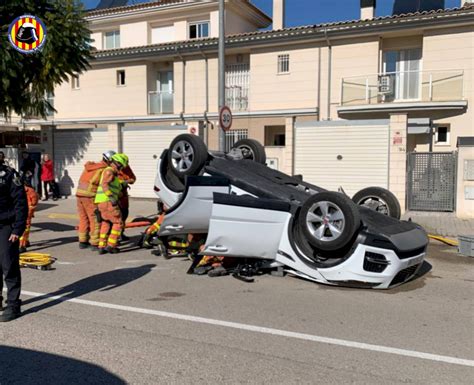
left=20, top=252, right=56, bottom=270
left=428, top=234, right=459, bottom=247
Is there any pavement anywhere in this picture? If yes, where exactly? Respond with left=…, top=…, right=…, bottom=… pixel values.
left=402, top=211, right=474, bottom=238
left=0, top=197, right=473, bottom=384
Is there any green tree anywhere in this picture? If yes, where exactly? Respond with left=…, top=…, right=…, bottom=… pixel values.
left=0, top=0, right=92, bottom=119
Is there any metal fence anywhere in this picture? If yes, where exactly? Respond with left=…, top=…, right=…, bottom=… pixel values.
left=407, top=152, right=457, bottom=212
left=225, top=64, right=249, bottom=111
left=225, top=129, right=248, bottom=152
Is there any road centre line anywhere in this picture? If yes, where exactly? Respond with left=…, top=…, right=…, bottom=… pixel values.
left=18, top=289, right=474, bottom=368
left=47, top=213, right=79, bottom=220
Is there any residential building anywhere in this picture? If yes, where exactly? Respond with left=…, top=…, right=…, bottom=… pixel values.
left=1, top=0, right=473, bottom=217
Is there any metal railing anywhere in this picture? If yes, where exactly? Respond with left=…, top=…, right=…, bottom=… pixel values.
left=225, top=86, right=249, bottom=111
left=148, top=91, right=174, bottom=114
left=341, top=70, right=464, bottom=106
left=225, top=129, right=248, bottom=152
left=226, top=63, right=249, bottom=111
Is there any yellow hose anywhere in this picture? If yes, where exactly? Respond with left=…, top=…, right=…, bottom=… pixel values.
left=20, top=253, right=56, bottom=270
left=428, top=235, right=459, bottom=247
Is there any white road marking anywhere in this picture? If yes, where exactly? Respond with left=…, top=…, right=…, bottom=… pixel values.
left=18, top=289, right=474, bottom=368
left=47, top=213, right=79, bottom=220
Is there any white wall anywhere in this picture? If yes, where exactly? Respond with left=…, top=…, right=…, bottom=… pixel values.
left=90, top=32, right=102, bottom=49
left=151, top=25, right=175, bottom=44
left=120, top=21, right=148, bottom=48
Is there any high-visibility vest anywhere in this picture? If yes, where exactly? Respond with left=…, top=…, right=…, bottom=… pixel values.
left=95, top=167, right=121, bottom=204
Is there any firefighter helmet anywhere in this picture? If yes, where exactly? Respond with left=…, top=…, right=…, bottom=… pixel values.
left=16, top=22, right=38, bottom=44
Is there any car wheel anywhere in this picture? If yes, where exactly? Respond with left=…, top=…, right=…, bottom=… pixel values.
left=168, top=134, right=208, bottom=178
left=232, top=139, right=266, bottom=164
left=298, top=192, right=361, bottom=252
left=352, top=187, right=401, bottom=219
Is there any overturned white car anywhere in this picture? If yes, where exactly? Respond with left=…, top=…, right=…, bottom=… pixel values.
left=154, top=134, right=428, bottom=289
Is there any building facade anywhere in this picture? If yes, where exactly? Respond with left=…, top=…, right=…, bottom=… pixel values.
left=2, top=0, right=473, bottom=217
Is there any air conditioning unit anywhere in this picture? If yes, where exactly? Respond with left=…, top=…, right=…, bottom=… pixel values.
left=378, top=74, right=394, bottom=95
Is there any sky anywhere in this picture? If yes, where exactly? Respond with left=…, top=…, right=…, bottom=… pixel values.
left=81, top=0, right=461, bottom=27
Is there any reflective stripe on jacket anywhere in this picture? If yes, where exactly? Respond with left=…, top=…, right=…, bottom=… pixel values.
left=94, top=167, right=121, bottom=204
left=76, top=161, right=108, bottom=198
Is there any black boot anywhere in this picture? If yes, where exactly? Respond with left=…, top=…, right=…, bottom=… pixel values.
left=0, top=306, right=21, bottom=322
left=19, top=247, right=27, bottom=254
left=79, top=242, right=89, bottom=250
left=105, top=246, right=120, bottom=254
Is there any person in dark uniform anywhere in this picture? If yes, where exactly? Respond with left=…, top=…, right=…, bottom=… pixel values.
left=0, top=156, right=28, bottom=322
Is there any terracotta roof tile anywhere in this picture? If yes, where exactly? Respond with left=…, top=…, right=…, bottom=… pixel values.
left=93, top=4, right=474, bottom=59
left=87, top=0, right=184, bottom=17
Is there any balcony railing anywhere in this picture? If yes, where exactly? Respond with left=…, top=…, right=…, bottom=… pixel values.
left=148, top=91, right=174, bottom=114
left=225, top=86, right=249, bottom=111
left=341, top=70, right=464, bottom=107
left=226, top=63, right=249, bottom=111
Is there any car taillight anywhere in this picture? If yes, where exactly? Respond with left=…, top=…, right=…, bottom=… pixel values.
left=154, top=186, right=160, bottom=192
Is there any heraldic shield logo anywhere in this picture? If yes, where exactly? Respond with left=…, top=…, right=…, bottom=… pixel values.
left=8, top=15, right=47, bottom=54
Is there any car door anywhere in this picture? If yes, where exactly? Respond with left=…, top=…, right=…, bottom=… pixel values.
left=202, top=193, right=292, bottom=259
left=159, top=176, right=230, bottom=236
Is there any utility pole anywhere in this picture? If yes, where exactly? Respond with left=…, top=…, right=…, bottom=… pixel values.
left=218, top=0, right=225, bottom=151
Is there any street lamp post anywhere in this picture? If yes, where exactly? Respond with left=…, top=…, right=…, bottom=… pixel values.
left=218, top=0, right=226, bottom=152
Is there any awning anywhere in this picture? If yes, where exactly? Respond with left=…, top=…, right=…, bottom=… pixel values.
left=408, top=118, right=431, bottom=134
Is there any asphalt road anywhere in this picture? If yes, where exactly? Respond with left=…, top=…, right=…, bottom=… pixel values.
left=0, top=199, right=473, bottom=384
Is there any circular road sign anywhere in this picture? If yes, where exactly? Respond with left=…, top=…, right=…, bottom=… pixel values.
left=219, top=106, right=233, bottom=132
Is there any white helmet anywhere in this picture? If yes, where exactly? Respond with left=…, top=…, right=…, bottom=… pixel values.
left=102, top=150, right=116, bottom=162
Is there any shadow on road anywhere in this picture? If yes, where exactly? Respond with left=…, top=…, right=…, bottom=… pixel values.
left=32, top=222, right=77, bottom=232
left=23, top=264, right=156, bottom=315
left=0, top=345, right=125, bottom=385
left=35, top=202, right=58, bottom=212
left=27, top=236, right=78, bottom=252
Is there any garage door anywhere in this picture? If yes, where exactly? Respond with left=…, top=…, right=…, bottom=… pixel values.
left=54, top=128, right=108, bottom=196
left=294, top=120, right=389, bottom=196
left=122, top=124, right=188, bottom=198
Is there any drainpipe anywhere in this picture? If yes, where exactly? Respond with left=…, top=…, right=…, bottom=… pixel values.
left=291, top=116, right=296, bottom=176
left=324, top=28, right=332, bottom=121
left=429, top=120, right=434, bottom=152
left=317, top=46, right=321, bottom=121
left=176, top=48, right=186, bottom=124
left=200, top=48, right=209, bottom=145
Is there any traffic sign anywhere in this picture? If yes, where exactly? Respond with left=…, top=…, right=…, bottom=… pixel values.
left=219, top=106, right=233, bottom=132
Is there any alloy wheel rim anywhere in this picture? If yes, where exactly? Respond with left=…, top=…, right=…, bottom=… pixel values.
left=238, top=145, right=255, bottom=160
left=306, top=201, right=346, bottom=242
left=357, top=196, right=389, bottom=216
left=171, top=141, right=194, bottom=172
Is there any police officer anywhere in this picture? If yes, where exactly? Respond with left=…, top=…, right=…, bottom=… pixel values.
left=0, top=157, right=28, bottom=322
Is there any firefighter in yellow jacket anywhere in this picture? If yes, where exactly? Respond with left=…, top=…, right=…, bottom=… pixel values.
left=95, top=153, right=128, bottom=254
left=76, top=151, right=115, bottom=249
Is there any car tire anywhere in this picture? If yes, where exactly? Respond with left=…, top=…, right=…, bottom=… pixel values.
left=168, top=134, right=208, bottom=178
left=232, top=139, right=266, bottom=164
left=352, top=187, right=401, bottom=219
left=164, top=163, right=185, bottom=192
left=298, top=192, right=361, bottom=252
